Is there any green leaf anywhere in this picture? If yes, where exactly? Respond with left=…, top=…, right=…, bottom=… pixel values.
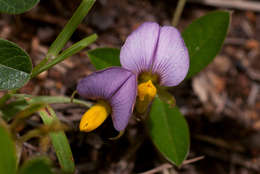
left=87, top=47, right=121, bottom=70
left=39, top=106, right=75, bottom=173
left=182, top=11, right=230, bottom=78
left=0, top=125, right=17, bottom=174
left=0, top=0, right=39, bottom=14
left=31, top=34, right=98, bottom=78
left=157, top=86, right=176, bottom=108
left=148, top=97, right=190, bottom=166
left=0, top=39, right=32, bottom=90
left=19, top=157, right=54, bottom=174
left=1, top=99, right=28, bottom=121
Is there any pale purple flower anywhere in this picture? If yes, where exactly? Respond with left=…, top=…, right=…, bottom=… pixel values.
left=77, top=67, right=137, bottom=131
left=120, top=22, right=189, bottom=87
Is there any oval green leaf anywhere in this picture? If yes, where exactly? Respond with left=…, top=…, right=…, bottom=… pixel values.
left=148, top=97, right=190, bottom=166
left=0, top=39, right=32, bottom=90
left=0, top=125, right=17, bottom=174
left=0, top=0, right=39, bottom=14
left=87, top=47, right=121, bottom=70
left=182, top=11, right=230, bottom=79
left=19, top=157, right=54, bottom=174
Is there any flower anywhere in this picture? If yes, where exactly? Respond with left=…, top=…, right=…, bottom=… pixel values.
left=77, top=67, right=137, bottom=132
left=120, top=22, right=189, bottom=113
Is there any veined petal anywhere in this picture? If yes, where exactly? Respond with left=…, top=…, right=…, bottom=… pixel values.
left=152, top=26, right=189, bottom=86
left=77, top=67, right=133, bottom=100
left=120, top=22, right=160, bottom=74
left=109, top=73, right=137, bottom=131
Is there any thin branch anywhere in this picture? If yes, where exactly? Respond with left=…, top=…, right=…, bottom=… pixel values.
left=182, top=156, right=204, bottom=165
left=139, top=163, right=172, bottom=174
left=189, top=0, right=260, bottom=12
left=172, top=0, right=187, bottom=26
left=139, top=156, right=204, bottom=174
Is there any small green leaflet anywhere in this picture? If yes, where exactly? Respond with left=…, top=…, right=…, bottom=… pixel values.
left=87, top=47, right=121, bottom=70
left=148, top=97, right=190, bottom=166
left=182, top=11, right=230, bottom=78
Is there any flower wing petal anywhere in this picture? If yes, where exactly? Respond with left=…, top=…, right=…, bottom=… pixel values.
left=77, top=67, right=133, bottom=100
left=110, top=73, right=137, bottom=131
left=152, top=26, right=189, bottom=86
left=120, top=22, right=160, bottom=74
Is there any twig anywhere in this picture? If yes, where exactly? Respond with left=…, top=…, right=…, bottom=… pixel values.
left=172, top=0, right=187, bottom=26
left=182, top=156, right=204, bottom=165
left=23, top=142, right=38, bottom=151
left=225, top=37, right=246, bottom=46
left=188, top=0, right=260, bottom=12
left=247, top=82, right=259, bottom=106
left=247, top=69, right=260, bottom=82
left=139, top=156, right=204, bottom=174
left=139, top=163, right=172, bottom=174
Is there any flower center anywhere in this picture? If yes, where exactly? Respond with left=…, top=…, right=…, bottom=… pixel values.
left=79, top=100, right=111, bottom=132
left=138, top=72, right=159, bottom=84
left=136, top=80, right=157, bottom=114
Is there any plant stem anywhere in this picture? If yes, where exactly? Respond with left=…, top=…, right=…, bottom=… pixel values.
left=0, top=116, right=8, bottom=129
left=12, top=94, right=92, bottom=108
left=31, top=34, right=97, bottom=77
left=32, top=0, right=96, bottom=76
left=10, top=103, right=46, bottom=132
left=0, top=93, right=11, bottom=109
left=39, top=105, right=75, bottom=173
left=19, top=129, right=43, bottom=142
left=47, top=0, right=95, bottom=57
left=19, top=121, right=67, bottom=143
left=0, top=90, right=16, bottom=108
left=172, top=0, right=187, bottom=26
left=31, top=58, right=49, bottom=76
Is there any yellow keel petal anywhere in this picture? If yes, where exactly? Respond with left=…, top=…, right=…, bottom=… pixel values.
left=80, top=100, right=111, bottom=132
left=136, top=80, right=157, bottom=114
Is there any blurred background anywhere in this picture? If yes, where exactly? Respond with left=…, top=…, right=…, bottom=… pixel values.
left=0, top=0, right=259, bottom=173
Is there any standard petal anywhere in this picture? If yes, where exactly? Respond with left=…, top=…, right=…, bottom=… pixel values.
left=120, top=22, right=160, bottom=74
left=77, top=67, right=133, bottom=100
left=152, top=26, right=189, bottom=86
left=109, top=73, right=137, bottom=131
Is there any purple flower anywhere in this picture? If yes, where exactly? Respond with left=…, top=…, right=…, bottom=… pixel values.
left=77, top=67, right=137, bottom=132
left=120, top=22, right=189, bottom=113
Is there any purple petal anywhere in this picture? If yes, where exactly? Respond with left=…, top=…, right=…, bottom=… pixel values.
left=120, top=22, right=160, bottom=74
left=109, top=73, right=137, bottom=131
left=77, top=67, right=133, bottom=100
left=152, top=26, right=189, bottom=86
